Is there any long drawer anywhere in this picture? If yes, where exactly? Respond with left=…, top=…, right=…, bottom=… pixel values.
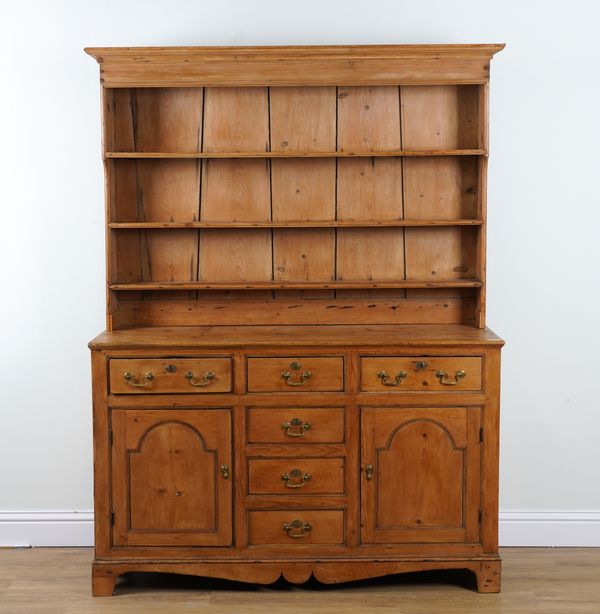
left=360, top=356, right=482, bottom=392
left=248, top=458, right=345, bottom=494
left=109, top=358, right=232, bottom=394
left=248, top=510, right=345, bottom=545
left=246, top=408, right=345, bottom=443
left=247, top=357, right=344, bottom=392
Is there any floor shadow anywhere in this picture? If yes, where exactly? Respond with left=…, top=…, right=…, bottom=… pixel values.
left=117, top=568, right=477, bottom=595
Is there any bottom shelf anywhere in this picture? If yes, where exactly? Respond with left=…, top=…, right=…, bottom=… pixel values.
left=109, top=280, right=483, bottom=291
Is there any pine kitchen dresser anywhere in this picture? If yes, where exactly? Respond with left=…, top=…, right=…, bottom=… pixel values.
left=86, top=44, right=505, bottom=595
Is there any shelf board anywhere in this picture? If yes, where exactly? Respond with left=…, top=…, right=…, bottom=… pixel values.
left=109, top=280, right=483, bottom=291
left=105, top=149, right=486, bottom=160
left=108, top=219, right=484, bottom=229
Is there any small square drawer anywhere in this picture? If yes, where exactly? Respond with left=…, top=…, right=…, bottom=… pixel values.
left=247, top=408, right=345, bottom=443
left=360, top=357, right=482, bottom=392
left=247, top=357, right=344, bottom=392
left=109, top=358, right=232, bottom=394
left=248, top=510, right=344, bottom=545
left=248, top=458, right=345, bottom=495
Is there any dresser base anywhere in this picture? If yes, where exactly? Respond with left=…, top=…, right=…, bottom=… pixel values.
left=92, top=556, right=501, bottom=596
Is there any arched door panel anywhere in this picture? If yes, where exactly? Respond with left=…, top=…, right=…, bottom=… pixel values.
left=361, top=407, right=481, bottom=544
left=111, top=409, right=232, bottom=547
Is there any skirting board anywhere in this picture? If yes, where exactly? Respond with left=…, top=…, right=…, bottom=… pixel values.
left=1, top=510, right=599, bottom=548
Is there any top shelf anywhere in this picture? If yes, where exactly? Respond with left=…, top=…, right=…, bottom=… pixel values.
left=104, top=149, right=486, bottom=160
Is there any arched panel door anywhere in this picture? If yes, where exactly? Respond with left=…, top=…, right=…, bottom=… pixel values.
left=361, top=407, right=481, bottom=544
left=111, top=409, right=232, bottom=547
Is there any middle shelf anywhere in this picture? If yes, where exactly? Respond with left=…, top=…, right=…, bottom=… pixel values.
left=109, top=280, right=484, bottom=291
left=108, top=220, right=484, bottom=229
left=105, top=149, right=487, bottom=159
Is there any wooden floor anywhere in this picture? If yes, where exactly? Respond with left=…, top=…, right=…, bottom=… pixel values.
left=1, top=548, right=599, bottom=613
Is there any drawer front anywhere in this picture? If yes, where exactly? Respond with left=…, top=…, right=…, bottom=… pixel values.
left=360, top=357, right=482, bottom=392
left=248, top=458, right=345, bottom=495
left=247, top=408, right=345, bottom=443
left=109, top=358, right=232, bottom=394
left=247, top=357, right=344, bottom=392
left=248, top=510, right=344, bottom=545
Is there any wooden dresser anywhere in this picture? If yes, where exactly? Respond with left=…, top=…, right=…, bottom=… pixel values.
left=86, top=44, right=504, bottom=595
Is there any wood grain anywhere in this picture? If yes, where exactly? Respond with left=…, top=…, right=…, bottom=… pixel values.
left=361, top=407, right=481, bottom=544
left=109, top=220, right=484, bottom=229
left=89, top=324, right=504, bottom=349
left=248, top=458, right=345, bottom=495
left=109, top=357, right=232, bottom=394
left=403, top=157, right=478, bottom=220
left=110, top=280, right=482, bottom=291
left=248, top=510, right=345, bottom=545
left=110, top=88, right=203, bottom=152
left=88, top=44, right=504, bottom=596
left=247, top=356, right=344, bottom=392
left=105, top=149, right=486, bottom=158
left=337, top=86, right=404, bottom=299
left=270, top=87, right=337, bottom=298
left=86, top=44, right=505, bottom=87
left=114, top=297, right=477, bottom=326
left=199, top=87, right=272, bottom=298
left=247, top=407, right=345, bottom=444
left=360, top=356, right=483, bottom=392
left=401, top=85, right=480, bottom=150
left=111, top=409, right=232, bottom=547
left=203, top=87, right=269, bottom=153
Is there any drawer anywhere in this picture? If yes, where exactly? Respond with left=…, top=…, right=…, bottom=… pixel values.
left=109, top=358, right=232, bottom=394
left=248, top=458, right=345, bottom=495
left=247, top=408, right=345, bottom=443
left=360, top=356, right=482, bottom=392
left=247, top=357, right=344, bottom=392
left=248, top=510, right=344, bottom=545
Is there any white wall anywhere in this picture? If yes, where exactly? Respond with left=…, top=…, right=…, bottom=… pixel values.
left=1, top=0, right=599, bottom=545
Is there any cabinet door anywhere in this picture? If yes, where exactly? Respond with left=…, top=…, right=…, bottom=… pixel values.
left=111, top=409, right=232, bottom=547
left=361, top=407, right=481, bottom=544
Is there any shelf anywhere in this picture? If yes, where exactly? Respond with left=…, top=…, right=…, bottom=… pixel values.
left=109, top=280, right=483, bottom=291
left=109, top=220, right=484, bottom=229
left=105, top=149, right=486, bottom=159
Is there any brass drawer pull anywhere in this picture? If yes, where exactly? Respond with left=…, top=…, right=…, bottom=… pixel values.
left=281, top=468, right=311, bottom=489
left=123, top=372, right=154, bottom=387
left=365, top=464, right=374, bottom=480
left=281, top=418, right=311, bottom=437
left=220, top=465, right=230, bottom=479
left=281, top=361, right=312, bottom=386
left=185, top=370, right=215, bottom=387
left=283, top=519, right=312, bottom=538
left=376, top=370, right=407, bottom=387
left=436, top=370, right=466, bottom=386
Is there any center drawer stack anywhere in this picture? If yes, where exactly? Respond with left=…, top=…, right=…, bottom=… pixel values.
left=245, top=356, right=347, bottom=546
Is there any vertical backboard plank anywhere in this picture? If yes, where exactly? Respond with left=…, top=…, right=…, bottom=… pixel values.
left=201, top=88, right=271, bottom=298
left=270, top=87, right=337, bottom=298
left=337, top=87, right=404, bottom=298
